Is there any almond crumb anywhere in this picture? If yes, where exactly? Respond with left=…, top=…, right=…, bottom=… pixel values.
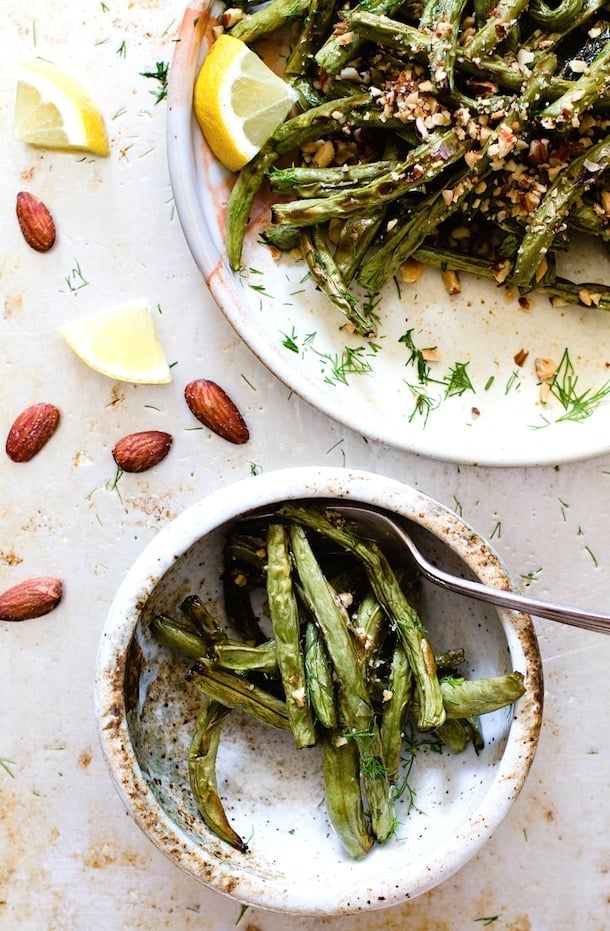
left=514, top=348, right=529, bottom=366
left=441, top=268, right=461, bottom=294
left=535, top=356, right=557, bottom=382
left=400, top=258, right=426, bottom=282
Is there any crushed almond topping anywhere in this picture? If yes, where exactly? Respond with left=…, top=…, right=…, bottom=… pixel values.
left=291, top=687, right=306, bottom=708
left=442, top=269, right=461, bottom=294
left=337, top=591, right=353, bottom=609
left=514, top=348, right=529, bottom=366
left=335, top=30, right=354, bottom=46
left=220, top=7, right=245, bottom=27
left=534, top=256, right=548, bottom=282
left=579, top=288, right=602, bottom=306
left=535, top=356, right=557, bottom=382
left=312, top=139, right=335, bottom=167
left=400, top=258, right=426, bottom=282
left=491, top=259, right=511, bottom=284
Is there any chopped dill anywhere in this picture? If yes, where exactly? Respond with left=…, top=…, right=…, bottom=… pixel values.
left=405, top=383, right=439, bottom=425
left=399, top=327, right=436, bottom=383
left=319, top=346, right=375, bottom=386
left=504, top=369, right=521, bottom=394
left=64, top=260, right=89, bottom=292
left=585, top=544, right=598, bottom=566
left=281, top=328, right=299, bottom=353
left=549, top=348, right=610, bottom=422
left=0, top=758, right=16, bottom=778
left=140, top=61, right=169, bottom=104
left=444, top=361, right=474, bottom=398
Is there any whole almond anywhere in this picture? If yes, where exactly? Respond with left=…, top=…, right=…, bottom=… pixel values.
left=112, top=430, right=173, bottom=473
left=0, top=577, right=63, bottom=622
left=184, top=379, right=249, bottom=444
left=6, top=402, right=61, bottom=462
left=16, top=191, right=56, bottom=252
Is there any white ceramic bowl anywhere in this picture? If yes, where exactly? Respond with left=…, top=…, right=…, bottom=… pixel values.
left=94, top=467, right=542, bottom=916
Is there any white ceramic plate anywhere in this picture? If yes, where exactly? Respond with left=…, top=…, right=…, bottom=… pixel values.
left=167, top=2, right=610, bottom=466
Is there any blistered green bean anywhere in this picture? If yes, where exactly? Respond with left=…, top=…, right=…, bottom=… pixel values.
left=266, top=522, right=317, bottom=747
left=188, top=700, right=247, bottom=851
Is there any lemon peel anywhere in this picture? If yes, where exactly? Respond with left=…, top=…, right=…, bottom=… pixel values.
left=59, top=298, right=172, bottom=384
left=193, top=34, right=297, bottom=171
left=14, top=57, right=110, bottom=157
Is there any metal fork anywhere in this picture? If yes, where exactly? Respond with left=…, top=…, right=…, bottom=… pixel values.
left=244, top=502, right=610, bottom=634
left=331, top=504, right=610, bottom=635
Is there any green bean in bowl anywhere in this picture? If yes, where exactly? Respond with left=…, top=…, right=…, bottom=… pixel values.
left=206, top=0, right=610, bottom=336
left=152, top=504, right=526, bottom=859
left=95, top=468, right=542, bottom=915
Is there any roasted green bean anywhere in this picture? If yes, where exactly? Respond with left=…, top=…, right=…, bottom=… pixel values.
left=188, top=700, right=247, bottom=852
left=153, top=506, right=528, bottom=860
left=218, top=0, right=610, bottom=322
left=266, top=522, right=317, bottom=747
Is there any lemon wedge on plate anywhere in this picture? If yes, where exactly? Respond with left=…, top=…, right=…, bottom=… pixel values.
left=59, top=298, right=172, bottom=384
left=193, top=34, right=297, bottom=172
left=14, top=57, right=110, bottom=156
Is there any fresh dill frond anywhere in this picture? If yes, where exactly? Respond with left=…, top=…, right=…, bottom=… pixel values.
left=140, top=61, right=169, bottom=104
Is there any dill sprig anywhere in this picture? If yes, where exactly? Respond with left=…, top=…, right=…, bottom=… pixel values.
left=399, top=328, right=436, bottom=383
left=444, top=361, right=474, bottom=398
left=140, top=61, right=169, bottom=104
left=549, top=348, right=610, bottom=422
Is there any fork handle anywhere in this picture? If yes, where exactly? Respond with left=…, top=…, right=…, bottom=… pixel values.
left=418, top=561, right=610, bottom=634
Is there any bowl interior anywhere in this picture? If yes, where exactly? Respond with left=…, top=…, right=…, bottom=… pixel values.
left=98, top=472, right=542, bottom=915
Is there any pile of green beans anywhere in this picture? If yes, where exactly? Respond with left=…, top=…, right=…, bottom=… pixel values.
left=219, top=0, right=610, bottom=335
left=152, top=505, right=525, bottom=858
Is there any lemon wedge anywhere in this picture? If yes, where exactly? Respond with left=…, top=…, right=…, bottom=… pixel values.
left=59, top=299, right=172, bottom=384
left=193, top=34, right=297, bottom=172
left=14, top=57, right=110, bottom=156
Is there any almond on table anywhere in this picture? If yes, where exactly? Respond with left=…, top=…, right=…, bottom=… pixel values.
left=184, top=379, right=250, bottom=444
left=5, top=402, right=61, bottom=462
left=0, top=577, right=63, bottom=622
left=112, top=431, right=173, bottom=473
left=16, top=191, right=56, bottom=252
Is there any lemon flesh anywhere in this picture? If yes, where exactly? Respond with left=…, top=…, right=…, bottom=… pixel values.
left=59, top=299, right=172, bottom=384
left=193, top=34, right=297, bottom=172
left=15, top=58, right=110, bottom=157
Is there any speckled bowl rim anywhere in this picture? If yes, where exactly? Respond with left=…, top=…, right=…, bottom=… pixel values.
left=94, top=467, right=543, bottom=915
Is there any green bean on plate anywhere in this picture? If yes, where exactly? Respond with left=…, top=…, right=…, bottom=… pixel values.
left=210, top=0, right=610, bottom=336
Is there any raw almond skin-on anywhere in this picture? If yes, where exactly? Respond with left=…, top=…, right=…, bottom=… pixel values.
left=0, top=577, right=63, bottom=621
left=16, top=191, right=56, bottom=252
left=112, top=430, right=173, bottom=473
left=184, top=379, right=250, bottom=444
left=5, top=402, right=61, bottom=462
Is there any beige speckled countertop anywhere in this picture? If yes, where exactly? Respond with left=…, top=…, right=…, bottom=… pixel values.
left=1, top=3, right=609, bottom=929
